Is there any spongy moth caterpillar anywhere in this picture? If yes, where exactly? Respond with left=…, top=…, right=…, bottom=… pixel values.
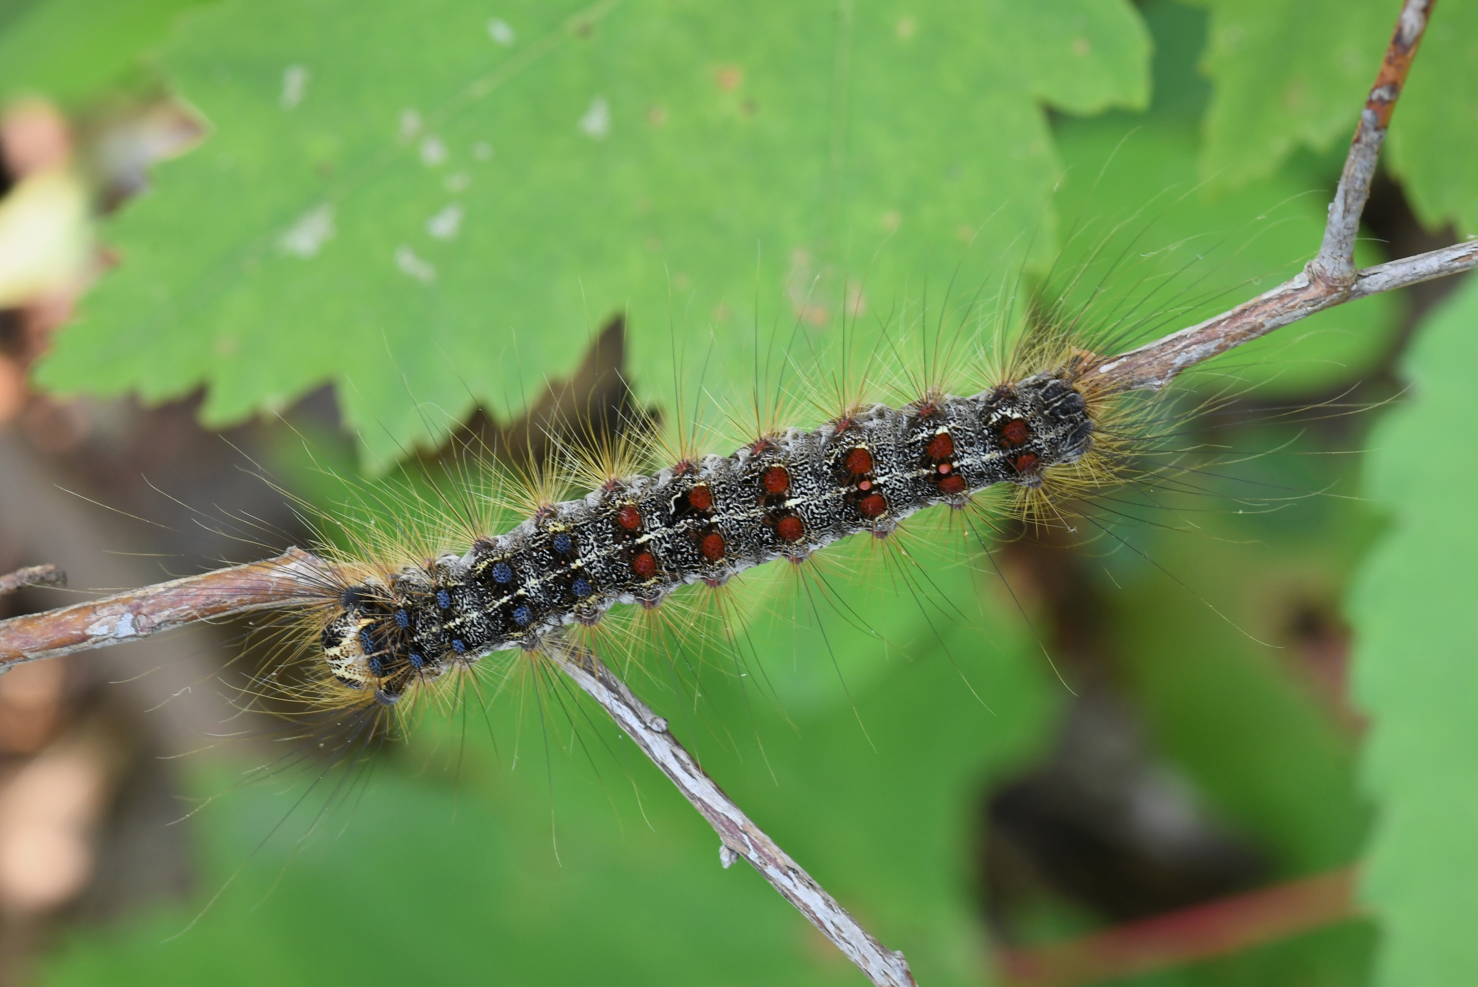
left=293, top=314, right=1137, bottom=713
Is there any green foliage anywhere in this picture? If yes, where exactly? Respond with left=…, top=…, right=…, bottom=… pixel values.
left=1187, top=0, right=1390, bottom=188
left=1351, top=275, right=1478, bottom=986
left=1191, top=0, right=1478, bottom=233
left=34, top=0, right=1149, bottom=468
left=0, top=0, right=211, bottom=105
left=39, top=561, right=1058, bottom=986
left=1386, top=3, right=1478, bottom=235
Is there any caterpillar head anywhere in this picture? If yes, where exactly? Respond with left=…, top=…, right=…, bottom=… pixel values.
left=996, top=372, right=1096, bottom=488
left=320, top=583, right=422, bottom=706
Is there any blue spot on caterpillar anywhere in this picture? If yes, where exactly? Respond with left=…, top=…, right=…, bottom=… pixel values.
left=553, top=533, right=573, bottom=554
left=436, top=589, right=451, bottom=609
left=394, top=609, right=410, bottom=628
left=491, top=562, right=514, bottom=583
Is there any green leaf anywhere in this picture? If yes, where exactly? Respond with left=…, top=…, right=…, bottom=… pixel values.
left=1386, top=2, right=1478, bottom=234
left=1189, top=0, right=1478, bottom=233
left=35, top=0, right=1150, bottom=468
left=1350, top=275, right=1478, bottom=986
left=0, top=0, right=214, bottom=105
left=1187, top=0, right=1388, bottom=189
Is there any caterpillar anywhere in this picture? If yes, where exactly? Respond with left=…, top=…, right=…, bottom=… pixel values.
left=318, top=359, right=1102, bottom=707
left=266, top=198, right=1273, bottom=726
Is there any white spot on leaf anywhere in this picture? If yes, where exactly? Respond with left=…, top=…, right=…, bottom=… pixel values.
left=280, top=65, right=310, bottom=110
left=444, top=171, right=471, bottom=192
left=578, top=96, right=610, bottom=139
left=420, top=135, right=448, bottom=166
left=278, top=204, right=335, bottom=258
left=426, top=203, right=463, bottom=241
left=487, top=18, right=515, bottom=45
left=398, top=109, right=422, bottom=142
left=395, top=245, right=436, bottom=283
left=473, top=141, right=493, bottom=161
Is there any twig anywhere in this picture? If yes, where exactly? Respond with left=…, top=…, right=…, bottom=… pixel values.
left=0, top=563, right=67, bottom=598
left=546, top=636, right=917, bottom=987
left=1094, top=239, right=1476, bottom=391
left=996, top=868, right=1358, bottom=987
left=0, top=3, right=1464, bottom=982
left=0, top=549, right=324, bottom=666
left=1310, top=0, right=1435, bottom=286
left=0, top=554, right=917, bottom=987
left=1095, top=0, right=1467, bottom=393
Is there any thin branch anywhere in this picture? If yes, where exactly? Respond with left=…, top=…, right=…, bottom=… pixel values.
left=1310, top=0, right=1435, bottom=286
left=1095, top=0, right=1468, bottom=393
left=546, top=636, right=917, bottom=987
left=0, top=3, right=1465, bottom=982
left=0, top=555, right=917, bottom=987
left=0, top=549, right=324, bottom=666
left=1094, top=239, right=1477, bottom=391
left=997, top=868, right=1358, bottom=987
left=0, top=563, right=67, bottom=598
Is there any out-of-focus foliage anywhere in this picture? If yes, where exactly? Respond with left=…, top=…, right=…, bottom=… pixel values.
left=41, top=550, right=1058, bottom=987
left=0, top=0, right=211, bottom=105
left=1352, top=275, right=1478, bottom=986
left=1189, top=0, right=1478, bottom=232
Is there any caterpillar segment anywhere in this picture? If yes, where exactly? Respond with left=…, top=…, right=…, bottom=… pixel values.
left=321, top=370, right=1096, bottom=704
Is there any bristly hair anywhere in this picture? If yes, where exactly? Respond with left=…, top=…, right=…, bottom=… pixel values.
left=234, top=183, right=1339, bottom=755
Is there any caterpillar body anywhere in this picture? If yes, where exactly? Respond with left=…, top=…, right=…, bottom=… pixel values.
left=319, top=362, right=1103, bottom=706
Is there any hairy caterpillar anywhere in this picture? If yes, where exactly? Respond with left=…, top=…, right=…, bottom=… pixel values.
left=246, top=163, right=1326, bottom=738
left=316, top=364, right=1099, bottom=706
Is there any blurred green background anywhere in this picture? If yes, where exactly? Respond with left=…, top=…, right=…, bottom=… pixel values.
left=0, top=1, right=1474, bottom=985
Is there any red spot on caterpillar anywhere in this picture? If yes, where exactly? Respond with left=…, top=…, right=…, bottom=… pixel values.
left=1001, top=418, right=1030, bottom=447
left=687, top=484, right=713, bottom=512
left=858, top=479, right=872, bottom=491
left=632, top=552, right=657, bottom=578
left=858, top=493, right=887, bottom=519
left=917, top=401, right=939, bottom=418
left=926, top=432, right=954, bottom=459
left=700, top=531, right=726, bottom=561
left=937, top=463, right=951, bottom=474
left=844, top=447, right=874, bottom=475
left=617, top=504, right=642, bottom=530
left=761, top=465, right=790, bottom=495
left=1013, top=453, right=1039, bottom=473
left=834, top=417, right=855, bottom=434
left=776, top=515, right=806, bottom=543
left=938, top=474, right=967, bottom=495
